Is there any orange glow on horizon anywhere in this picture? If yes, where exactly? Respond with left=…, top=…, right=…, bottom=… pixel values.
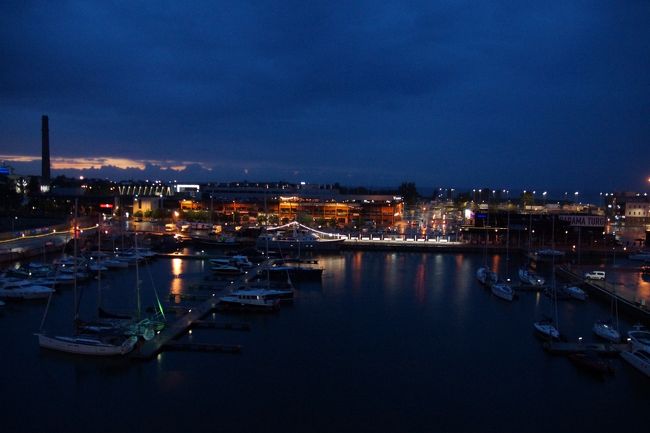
left=0, top=154, right=207, bottom=172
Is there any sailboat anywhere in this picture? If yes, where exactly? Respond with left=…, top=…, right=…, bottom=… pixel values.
left=593, top=260, right=621, bottom=342
left=533, top=216, right=560, bottom=340
left=77, top=232, right=164, bottom=341
left=491, top=210, right=514, bottom=301
left=36, top=201, right=138, bottom=356
left=476, top=222, right=497, bottom=286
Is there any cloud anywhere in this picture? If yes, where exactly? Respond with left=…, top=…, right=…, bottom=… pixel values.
left=1, top=1, right=649, bottom=192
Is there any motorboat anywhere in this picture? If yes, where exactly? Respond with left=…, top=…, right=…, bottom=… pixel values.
left=518, top=268, right=545, bottom=286
left=239, top=285, right=294, bottom=304
left=491, top=282, right=514, bottom=301
left=476, top=267, right=497, bottom=286
left=35, top=333, right=138, bottom=356
left=87, top=262, right=109, bottom=273
left=563, top=285, right=587, bottom=301
left=219, top=289, right=280, bottom=311
left=254, top=260, right=323, bottom=282
left=593, top=320, right=621, bottom=343
left=533, top=320, right=560, bottom=340
left=103, top=258, right=129, bottom=269
left=230, top=255, right=254, bottom=269
left=210, top=264, right=244, bottom=275
left=628, top=324, right=650, bottom=352
left=620, top=349, right=650, bottom=377
left=0, top=279, right=54, bottom=300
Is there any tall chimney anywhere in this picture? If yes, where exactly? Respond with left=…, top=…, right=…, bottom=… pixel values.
left=41, top=115, right=50, bottom=190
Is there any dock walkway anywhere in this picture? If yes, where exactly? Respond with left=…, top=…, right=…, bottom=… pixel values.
left=543, top=341, right=631, bottom=355
left=131, top=298, right=220, bottom=359
left=131, top=260, right=269, bottom=360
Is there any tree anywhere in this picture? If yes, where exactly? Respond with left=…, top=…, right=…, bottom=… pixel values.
left=520, top=191, right=534, bottom=206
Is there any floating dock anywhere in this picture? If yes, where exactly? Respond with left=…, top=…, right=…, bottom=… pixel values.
left=131, top=260, right=269, bottom=360
left=162, top=341, right=242, bottom=354
left=543, top=341, right=631, bottom=356
left=131, top=298, right=221, bottom=359
left=192, top=320, right=251, bottom=331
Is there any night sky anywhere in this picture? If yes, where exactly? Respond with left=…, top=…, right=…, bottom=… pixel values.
left=1, top=1, right=649, bottom=193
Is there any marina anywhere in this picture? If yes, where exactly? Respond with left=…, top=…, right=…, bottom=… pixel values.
left=1, top=245, right=649, bottom=433
left=3, top=2, right=650, bottom=430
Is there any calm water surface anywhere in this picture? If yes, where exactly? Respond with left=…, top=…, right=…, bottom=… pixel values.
left=1, top=251, right=648, bottom=433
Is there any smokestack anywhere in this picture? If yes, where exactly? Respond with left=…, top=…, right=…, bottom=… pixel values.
left=41, top=115, right=50, bottom=190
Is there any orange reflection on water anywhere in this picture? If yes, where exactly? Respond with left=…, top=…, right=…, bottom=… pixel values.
left=170, top=258, right=183, bottom=295
left=350, top=252, right=363, bottom=291
left=635, top=274, right=650, bottom=302
left=414, top=256, right=426, bottom=303
left=490, top=255, right=502, bottom=275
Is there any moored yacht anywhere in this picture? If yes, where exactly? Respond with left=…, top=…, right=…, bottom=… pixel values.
left=533, top=319, right=560, bottom=340
left=476, top=267, right=497, bottom=286
left=210, top=264, right=244, bottom=275
left=563, top=285, right=587, bottom=301
left=219, top=289, right=280, bottom=311
left=628, top=325, right=650, bottom=352
left=491, top=282, right=514, bottom=301
left=518, top=268, right=545, bottom=286
left=35, top=333, right=138, bottom=356
left=0, top=279, right=54, bottom=300
left=620, top=349, right=650, bottom=377
left=593, top=320, right=620, bottom=343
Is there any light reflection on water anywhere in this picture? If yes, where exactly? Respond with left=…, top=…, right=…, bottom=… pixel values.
left=170, top=258, right=183, bottom=295
left=4, top=249, right=650, bottom=433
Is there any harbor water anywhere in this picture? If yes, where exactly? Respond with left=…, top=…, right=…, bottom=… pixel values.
left=1, top=250, right=649, bottom=433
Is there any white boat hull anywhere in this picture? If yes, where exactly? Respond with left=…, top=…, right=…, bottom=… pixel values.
left=628, top=330, right=650, bottom=352
left=620, top=350, right=650, bottom=377
left=36, top=333, right=138, bottom=356
left=534, top=321, right=560, bottom=339
left=491, top=283, right=514, bottom=301
left=565, top=286, right=587, bottom=301
left=0, top=285, right=54, bottom=300
left=476, top=267, right=498, bottom=286
left=593, top=322, right=620, bottom=342
left=518, top=269, right=545, bottom=286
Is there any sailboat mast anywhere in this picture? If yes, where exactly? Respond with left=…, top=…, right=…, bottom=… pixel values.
left=505, top=208, right=510, bottom=278
left=73, top=198, right=79, bottom=323
left=97, top=213, right=101, bottom=313
left=551, top=215, right=559, bottom=332
left=135, top=233, right=141, bottom=320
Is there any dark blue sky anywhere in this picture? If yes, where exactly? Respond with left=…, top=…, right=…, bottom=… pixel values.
left=1, top=1, right=649, bottom=192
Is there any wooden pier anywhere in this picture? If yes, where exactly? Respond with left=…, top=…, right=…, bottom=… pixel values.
left=130, top=298, right=221, bottom=359
left=131, top=260, right=269, bottom=360
left=192, top=320, right=251, bottom=331
left=543, top=341, right=631, bottom=356
left=162, top=341, right=242, bottom=354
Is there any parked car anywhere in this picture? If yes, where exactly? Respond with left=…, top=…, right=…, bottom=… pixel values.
left=584, top=270, right=605, bottom=280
